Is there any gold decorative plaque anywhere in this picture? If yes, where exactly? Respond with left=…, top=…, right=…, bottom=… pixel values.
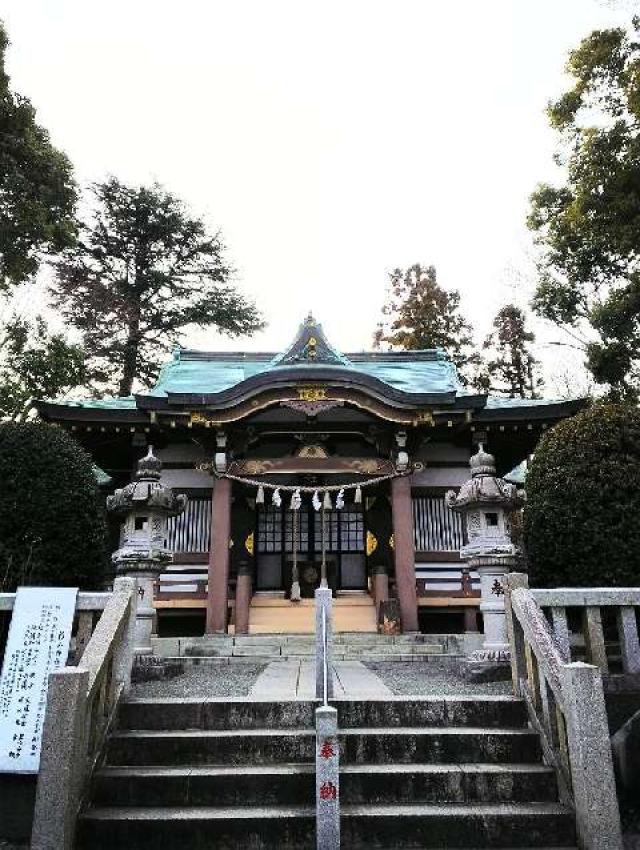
left=297, top=386, right=328, bottom=403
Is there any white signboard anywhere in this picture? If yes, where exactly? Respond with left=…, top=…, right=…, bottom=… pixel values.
left=0, top=587, right=78, bottom=773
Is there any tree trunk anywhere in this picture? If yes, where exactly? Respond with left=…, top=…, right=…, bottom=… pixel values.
left=119, top=307, right=141, bottom=396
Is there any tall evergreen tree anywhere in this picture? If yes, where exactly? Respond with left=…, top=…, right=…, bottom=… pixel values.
left=374, top=264, right=479, bottom=377
left=480, top=304, right=542, bottom=398
left=0, top=22, right=76, bottom=287
left=53, top=178, right=264, bottom=396
left=528, top=18, right=640, bottom=399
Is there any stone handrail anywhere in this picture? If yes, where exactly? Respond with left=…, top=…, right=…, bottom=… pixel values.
left=505, top=573, right=623, bottom=850
left=531, top=588, right=640, bottom=674
left=30, top=577, right=137, bottom=850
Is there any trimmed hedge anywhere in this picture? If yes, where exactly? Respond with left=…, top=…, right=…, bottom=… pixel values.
left=0, top=422, right=107, bottom=591
left=524, top=403, right=640, bottom=587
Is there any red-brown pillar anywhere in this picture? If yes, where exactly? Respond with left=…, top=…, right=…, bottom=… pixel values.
left=391, top=476, right=419, bottom=632
left=234, top=565, right=252, bottom=635
left=206, top=478, right=232, bottom=633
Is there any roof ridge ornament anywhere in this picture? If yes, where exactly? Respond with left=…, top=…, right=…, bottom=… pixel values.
left=271, top=315, right=352, bottom=368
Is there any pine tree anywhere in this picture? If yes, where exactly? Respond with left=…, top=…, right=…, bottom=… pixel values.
left=374, top=264, right=479, bottom=378
left=52, top=178, right=263, bottom=396
left=481, top=304, right=542, bottom=398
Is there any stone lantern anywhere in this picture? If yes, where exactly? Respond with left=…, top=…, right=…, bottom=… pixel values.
left=107, top=446, right=187, bottom=654
left=446, top=444, right=524, bottom=664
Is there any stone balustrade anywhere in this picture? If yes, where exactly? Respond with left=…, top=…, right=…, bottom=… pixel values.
left=30, top=577, right=137, bottom=850
left=505, top=573, right=623, bottom=850
left=531, top=587, right=640, bottom=675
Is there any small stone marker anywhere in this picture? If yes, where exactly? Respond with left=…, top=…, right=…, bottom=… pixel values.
left=316, top=704, right=340, bottom=849
left=0, top=586, right=77, bottom=773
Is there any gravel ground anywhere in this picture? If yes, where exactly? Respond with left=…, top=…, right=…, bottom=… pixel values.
left=131, top=661, right=267, bottom=698
left=366, top=660, right=512, bottom=696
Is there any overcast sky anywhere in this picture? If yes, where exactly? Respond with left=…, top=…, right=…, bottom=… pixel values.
left=1, top=0, right=635, bottom=392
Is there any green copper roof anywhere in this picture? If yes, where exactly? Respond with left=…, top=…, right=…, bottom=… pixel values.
left=146, top=348, right=461, bottom=397
left=61, top=396, right=138, bottom=410
left=42, top=316, right=580, bottom=414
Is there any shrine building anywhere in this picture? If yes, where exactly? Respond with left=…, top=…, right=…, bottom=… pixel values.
left=35, top=314, right=583, bottom=636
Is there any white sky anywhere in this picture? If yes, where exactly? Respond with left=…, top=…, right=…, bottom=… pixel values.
left=1, top=0, right=635, bottom=393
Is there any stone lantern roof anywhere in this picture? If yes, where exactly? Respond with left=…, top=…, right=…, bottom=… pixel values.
left=446, top=444, right=525, bottom=512
left=106, top=447, right=188, bottom=516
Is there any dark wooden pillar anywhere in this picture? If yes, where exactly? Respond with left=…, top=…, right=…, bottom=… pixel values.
left=391, top=476, right=419, bottom=632
left=234, top=563, right=252, bottom=635
left=206, top=478, right=232, bottom=633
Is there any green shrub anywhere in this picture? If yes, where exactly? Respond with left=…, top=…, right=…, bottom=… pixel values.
left=524, top=403, right=640, bottom=587
left=0, top=422, right=107, bottom=591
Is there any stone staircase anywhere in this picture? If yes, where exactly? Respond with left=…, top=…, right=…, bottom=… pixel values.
left=154, top=632, right=468, bottom=662
left=76, top=696, right=577, bottom=849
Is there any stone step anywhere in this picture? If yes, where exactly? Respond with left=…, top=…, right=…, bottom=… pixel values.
left=91, top=764, right=316, bottom=807
left=336, top=697, right=528, bottom=730
left=107, top=728, right=317, bottom=766
left=76, top=805, right=316, bottom=850
left=338, top=727, right=541, bottom=765
left=118, top=697, right=527, bottom=733
left=76, top=802, right=575, bottom=849
left=91, top=763, right=558, bottom=808
left=119, top=699, right=316, bottom=732
left=340, top=802, right=576, bottom=848
left=106, top=727, right=540, bottom=767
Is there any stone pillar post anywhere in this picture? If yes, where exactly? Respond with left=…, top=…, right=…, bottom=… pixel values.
left=390, top=476, right=419, bottom=633
left=472, top=553, right=514, bottom=659
left=234, top=561, right=252, bottom=635
left=206, top=477, right=232, bottom=633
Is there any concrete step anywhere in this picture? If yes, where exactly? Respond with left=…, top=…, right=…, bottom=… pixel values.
left=173, top=633, right=465, bottom=659
left=76, top=802, right=575, bottom=849
left=91, top=762, right=558, bottom=808
left=118, top=697, right=527, bottom=733
left=106, top=726, right=540, bottom=767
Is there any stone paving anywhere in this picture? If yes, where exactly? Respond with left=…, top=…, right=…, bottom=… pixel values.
left=248, top=659, right=392, bottom=700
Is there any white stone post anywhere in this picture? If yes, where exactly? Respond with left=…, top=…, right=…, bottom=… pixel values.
left=315, top=704, right=340, bottom=850
left=562, top=662, right=623, bottom=850
left=112, top=576, right=137, bottom=694
left=31, top=668, right=89, bottom=850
